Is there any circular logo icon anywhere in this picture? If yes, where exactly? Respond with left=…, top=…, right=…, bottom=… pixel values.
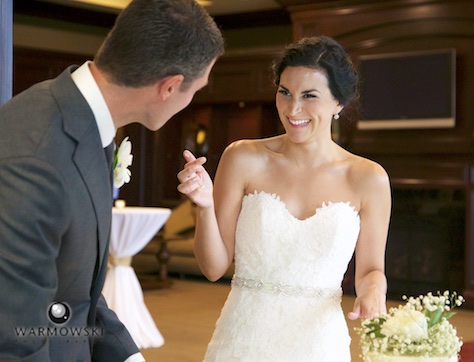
left=48, top=302, right=70, bottom=324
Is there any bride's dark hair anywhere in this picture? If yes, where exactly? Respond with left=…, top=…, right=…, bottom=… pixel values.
left=272, top=36, right=359, bottom=107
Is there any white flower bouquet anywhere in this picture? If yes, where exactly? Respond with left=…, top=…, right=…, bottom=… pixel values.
left=356, top=291, right=464, bottom=362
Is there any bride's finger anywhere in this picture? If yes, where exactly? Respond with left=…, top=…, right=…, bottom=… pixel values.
left=177, top=166, right=199, bottom=182
left=183, top=150, right=207, bottom=167
left=183, top=149, right=196, bottom=162
left=177, top=175, right=203, bottom=194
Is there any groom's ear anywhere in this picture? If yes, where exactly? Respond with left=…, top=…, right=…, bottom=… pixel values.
left=156, top=74, right=185, bottom=101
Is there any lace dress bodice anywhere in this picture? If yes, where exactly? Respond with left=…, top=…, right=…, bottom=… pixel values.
left=203, top=191, right=361, bottom=362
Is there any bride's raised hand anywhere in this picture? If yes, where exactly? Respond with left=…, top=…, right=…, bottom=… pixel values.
left=177, top=150, right=214, bottom=208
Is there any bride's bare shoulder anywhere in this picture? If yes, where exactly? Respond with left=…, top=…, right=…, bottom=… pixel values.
left=347, top=153, right=390, bottom=193
left=223, top=136, right=283, bottom=163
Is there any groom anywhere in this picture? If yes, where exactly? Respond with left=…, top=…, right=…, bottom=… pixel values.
left=0, top=0, right=224, bottom=361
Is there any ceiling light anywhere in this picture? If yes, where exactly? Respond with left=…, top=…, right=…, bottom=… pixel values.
left=70, top=0, right=130, bottom=10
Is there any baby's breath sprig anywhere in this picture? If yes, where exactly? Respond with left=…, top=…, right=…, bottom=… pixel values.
left=403, top=291, right=465, bottom=329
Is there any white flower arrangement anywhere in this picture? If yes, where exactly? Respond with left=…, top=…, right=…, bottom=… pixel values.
left=113, top=137, right=133, bottom=189
left=356, top=291, right=464, bottom=361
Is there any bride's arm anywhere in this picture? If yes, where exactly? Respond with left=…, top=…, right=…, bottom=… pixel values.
left=348, top=160, right=391, bottom=320
left=177, top=143, right=247, bottom=281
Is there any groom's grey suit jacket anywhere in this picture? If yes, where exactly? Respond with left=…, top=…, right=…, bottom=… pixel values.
left=0, top=67, right=139, bottom=361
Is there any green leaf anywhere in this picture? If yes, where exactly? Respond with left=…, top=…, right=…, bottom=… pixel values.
left=426, top=308, right=443, bottom=328
left=443, top=311, right=456, bottom=320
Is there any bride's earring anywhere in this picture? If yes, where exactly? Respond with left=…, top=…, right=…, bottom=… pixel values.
left=333, top=113, right=340, bottom=120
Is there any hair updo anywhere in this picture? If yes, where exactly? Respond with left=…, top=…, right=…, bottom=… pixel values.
left=272, top=36, right=359, bottom=107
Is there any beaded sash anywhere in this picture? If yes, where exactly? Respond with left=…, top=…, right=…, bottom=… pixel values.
left=231, top=275, right=342, bottom=301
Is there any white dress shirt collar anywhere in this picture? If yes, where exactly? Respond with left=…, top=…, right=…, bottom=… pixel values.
left=71, top=61, right=116, bottom=147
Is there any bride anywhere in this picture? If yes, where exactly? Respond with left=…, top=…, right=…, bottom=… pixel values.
left=177, top=35, right=391, bottom=361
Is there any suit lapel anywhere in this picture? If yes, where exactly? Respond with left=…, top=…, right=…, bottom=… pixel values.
left=51, top=67, right=113, bottom=275
left=73, top=134, right=113, bottom=264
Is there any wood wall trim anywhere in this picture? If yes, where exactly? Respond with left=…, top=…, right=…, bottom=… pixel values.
left=285, top=0, right=459, bottom=16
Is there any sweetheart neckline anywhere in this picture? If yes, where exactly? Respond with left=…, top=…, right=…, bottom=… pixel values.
left=244, top=190, right=359, bottom=222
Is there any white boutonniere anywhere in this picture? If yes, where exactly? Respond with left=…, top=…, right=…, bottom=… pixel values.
left=113, top=137, right=133, bottom=189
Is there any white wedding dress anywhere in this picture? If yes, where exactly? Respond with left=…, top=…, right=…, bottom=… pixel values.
left=203, top=191, right=361, bottom=362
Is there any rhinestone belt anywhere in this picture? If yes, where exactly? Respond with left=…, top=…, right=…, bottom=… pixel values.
left=231, top=275, right=342, bottom=300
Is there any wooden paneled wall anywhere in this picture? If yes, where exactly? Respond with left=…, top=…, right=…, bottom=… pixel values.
left=13, top=48, right=91, bottom=94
